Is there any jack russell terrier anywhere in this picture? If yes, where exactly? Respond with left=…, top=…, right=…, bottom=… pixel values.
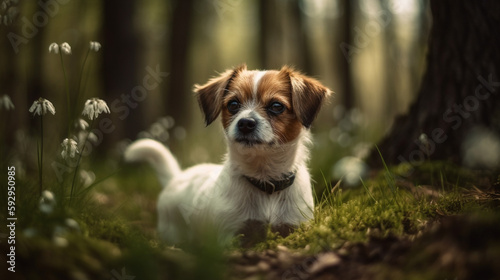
left=125, top=64, right=331, bottom=246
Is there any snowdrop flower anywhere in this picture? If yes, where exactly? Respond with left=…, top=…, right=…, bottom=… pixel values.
left=53, top=236, right=68, bottom=247
left=79, top=170, right=95, bottom=188
left=419, top=133, right=431, bottom=156
left=89, top=41, right=101, bottom=52
left=77, top=130, right=98, bottom=146
left=0, top=94, right=14, bottom=110
left=52, top=226, right=69, bottom=247
left=82, top=98, right=110, bottom=120
left=39, top=190, right=56, bottom=214
left=87, top=131, right=98, bottom=143
left=29, top=97, right=56, bottom=116
left=419, top=133, right=430, bottom=145
left=65, top=218, right=81, bottom=232
left=60, top=42, right=71, bottom=54
left=76, top=118, right=89, bottom=130
left=61, top=138, right=79, bottom=160
left=48, top=42, right=59, bottom=54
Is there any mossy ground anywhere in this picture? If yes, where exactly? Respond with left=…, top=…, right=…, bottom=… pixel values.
left=1, top=161, right=499, bottom=280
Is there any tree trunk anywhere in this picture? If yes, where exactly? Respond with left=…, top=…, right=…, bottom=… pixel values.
left=338, top=0, right=355, bottom=110
left=102, top=0, right=141, bottom=140
left=289, top=0, right=312, bottom=74
left=258, top=0, right=278, bottom=69
left=369, top=0, right=500, bottom=169
left=165, top=0, right=194, bottom=129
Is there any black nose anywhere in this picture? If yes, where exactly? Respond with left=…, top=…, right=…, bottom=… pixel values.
left=237, top=118, right=257, bottom=134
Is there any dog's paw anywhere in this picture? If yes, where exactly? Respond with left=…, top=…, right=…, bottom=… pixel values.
left=237, top=219, right=267, bottom=248
left=271, top=223, right=296, bottom=237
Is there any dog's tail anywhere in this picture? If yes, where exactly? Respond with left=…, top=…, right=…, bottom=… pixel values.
left=124, top=139, right=181, bottom=187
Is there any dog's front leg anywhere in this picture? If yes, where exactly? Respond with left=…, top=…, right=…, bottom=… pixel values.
left=271, top=223, right=296, bottom=237
left=237, top=219, right=267, bottom=248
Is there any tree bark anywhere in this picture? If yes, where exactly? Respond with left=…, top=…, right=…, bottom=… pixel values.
left=338, top=0, right=355, bottom=110
left=102, top=0, right=141, bottom=140
left=369, top=0, right=500, bottom=168
left=258, top=0, right=278, bottom=69
left=165, top=0, right=194, bottom=129
left=290, top=0, right=312, bottom=74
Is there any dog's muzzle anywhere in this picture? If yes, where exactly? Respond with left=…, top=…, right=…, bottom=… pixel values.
left=235, top=117, right=264, bottom=145
left=237, top=118, right=257, bottom=134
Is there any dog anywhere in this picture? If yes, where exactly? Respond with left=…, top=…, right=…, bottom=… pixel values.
left=124, top=64, right=331, bottom=246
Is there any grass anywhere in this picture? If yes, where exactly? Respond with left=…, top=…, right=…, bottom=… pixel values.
left=259, top=169, right=468, bottom=253
left=1, top=157, right=498, bottom=279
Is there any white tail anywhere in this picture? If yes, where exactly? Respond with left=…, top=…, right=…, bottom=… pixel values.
left=124, top=139, right=181, bottom=187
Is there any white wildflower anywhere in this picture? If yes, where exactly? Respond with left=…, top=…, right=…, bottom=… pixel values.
left=61, top=138, right=79, bottom=160
left=87, top=131, right=98, bottom=143
left=0, top=94, right=15, bottom=110
left=419, top=133, right=431, bottom=156
left=39, top=190, right=56, bottom=214
left=48, top=42, right=59, bottom=54
left=79, top=170, right=95, bottom=188
left=75, top=131, right=99, bottom=145
left=65, top=218, right=81, bottom=232
left=419, top=133, right=429, bottom=145
left=77, top=130, right=98, bottom=145
left=53, top=236, right=68, bottom=247
left=89, top=41, right=101, bottom=52
left=60, top=42, right=71, bottom=54
left=76, top=118, right=89, bottom=130
left=82, top=98, right=110, bottom=120
left=29, top=97, right=56, bottom=116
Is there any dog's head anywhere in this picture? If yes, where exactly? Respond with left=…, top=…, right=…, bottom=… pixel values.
left=195, top=64, right=331, bottom=146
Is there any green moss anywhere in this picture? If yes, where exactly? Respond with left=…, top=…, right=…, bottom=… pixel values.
left=258, top=160, right=495, bottom=257
left=5, top=160, right=497, bottom=279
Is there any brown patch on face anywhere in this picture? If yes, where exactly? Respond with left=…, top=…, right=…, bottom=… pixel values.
left=257, top=71, right=303, bottom=144
left=194, top=64, right=247, bottom=126
left=219, top=70, right=304, bottom=143
left=279, top=66, right=332, bottom=128
left=221, top=71, right=257, bottom=129
left=219, top=68, right=328, bottom=144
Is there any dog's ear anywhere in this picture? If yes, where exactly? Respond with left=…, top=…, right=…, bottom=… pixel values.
left=195, top=64, right=247, bottom=126
left=280, top=66, right=332, bottom=128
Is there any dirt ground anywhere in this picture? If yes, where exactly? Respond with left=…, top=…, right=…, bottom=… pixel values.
left=228, top=185, right=500, bottom=280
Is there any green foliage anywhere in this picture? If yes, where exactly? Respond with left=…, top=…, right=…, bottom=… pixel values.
left=2, top=157, right=497, bottom=279
left=258, top=160, right=491, bottom=257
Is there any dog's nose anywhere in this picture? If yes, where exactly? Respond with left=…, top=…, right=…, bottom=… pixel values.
left=237, top=118, right=257, bottom=134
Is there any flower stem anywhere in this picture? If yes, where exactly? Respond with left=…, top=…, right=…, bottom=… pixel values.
left=39, top=115, right=44, bottom=196
left=74, top=49, right=91, bottom=119
left=69, top=119, right=94, bottom=205
left=59, top=52, right=71, bottom=137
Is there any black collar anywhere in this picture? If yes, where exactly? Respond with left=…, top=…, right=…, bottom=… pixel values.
left=244, top=172, right=296, bottom=194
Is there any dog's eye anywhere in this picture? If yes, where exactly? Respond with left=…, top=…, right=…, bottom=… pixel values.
left=227, top=100, right=241, bottom=114
left=268, top=102, right=285, bottom=115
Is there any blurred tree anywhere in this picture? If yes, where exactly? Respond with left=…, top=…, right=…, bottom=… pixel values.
left=338, top=0, right=354, bottom=110
left=0, top=14, right=19, bottom=154
left=258, top=0, right=279, bottom=69
left=165, top=0, right=194, bottom=129
left=290, top=0, right=312, bottom=74
left=102, top=0, right=142, bottom=140
left=258, top=0, right=312, bottom=72
left=370, top=0, right=500, bottom=168
left=380, top=0, right=397, bottom=122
